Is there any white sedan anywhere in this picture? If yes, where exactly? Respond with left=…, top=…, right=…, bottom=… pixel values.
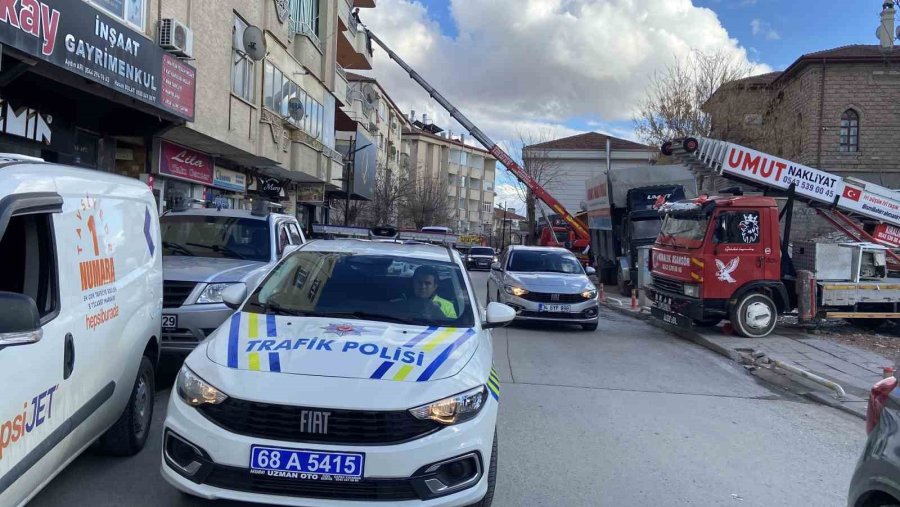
left=161, top=240, right=514, bottom=506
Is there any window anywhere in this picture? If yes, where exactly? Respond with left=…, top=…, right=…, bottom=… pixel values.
left=232, top=16, right=255, bottom=102
left=470, top=178, right=481, bottom=190
left=246, top=252, right=475, bottom=327
left=459, top=151, right=468, bottom=167
left=89, top=0, right=145, bottom=31
left=379, top=101, right=386, bottom=120
left=449, top=149, right=462, bottom=165
left=469, top=155, right=484, bottom=169
left=263, top=63, right=324, bottom=140
left=0, top=214, right=59, bottom=320
left=448, top=174, right=456, bottom=186
left=485, top=180, right=493, bottom=191
left=483, top=202, right=491, bottom=213
left=290, top=0, right=320, bottom=40
left=286, top=223, right=304, bottom=244
left=840, top=109, right=859, bottom=153
left=323, top=95, right=336, bottom=149
left=161, top=216, right=271, bottom=262
left=459, top=176, right=466, bottom=188
left=459, top=197, right=466, bottom=210
left=714, top=212, right=761, bottom=244
left=263, top=62, right=275, bottom=109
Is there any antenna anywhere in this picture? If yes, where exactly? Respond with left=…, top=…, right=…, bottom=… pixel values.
left=288, top=97, right=305, bottom=121
left=242, top=26, right=267, bottom=61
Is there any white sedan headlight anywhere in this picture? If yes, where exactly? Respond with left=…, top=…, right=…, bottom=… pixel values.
left=196, top=282, right=244, bottom=304
left=409, top=386, right=487, bottom=425
left=176, top=366, right=228, bottom=406
left=581, top=288, right=598, bottom=299
left=504, top=284, right=528, bottom=297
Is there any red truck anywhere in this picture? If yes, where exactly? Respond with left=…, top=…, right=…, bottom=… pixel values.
left=649, top=137, right=900, bottom=337
left=537, top=214, right=590, bottom=264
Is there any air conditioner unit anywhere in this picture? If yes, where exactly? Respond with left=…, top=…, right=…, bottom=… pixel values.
left=159, top=18, right=193, bottom=58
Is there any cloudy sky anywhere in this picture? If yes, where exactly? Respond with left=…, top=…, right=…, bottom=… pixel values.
left=361, top=0, right=884, bottom=212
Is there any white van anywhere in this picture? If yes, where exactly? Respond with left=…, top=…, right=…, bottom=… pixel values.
left=0, top=160, right=162, bottom=506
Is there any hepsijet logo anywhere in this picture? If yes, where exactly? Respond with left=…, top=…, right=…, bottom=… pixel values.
left=0, top=97, right=52, bottom=144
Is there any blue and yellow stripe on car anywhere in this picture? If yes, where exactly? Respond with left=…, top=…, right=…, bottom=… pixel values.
left=230, top=312, right=282, bottom=372
left=370, top=328, right=475, bottom=381
left=487, top=368, right=500, bottom=401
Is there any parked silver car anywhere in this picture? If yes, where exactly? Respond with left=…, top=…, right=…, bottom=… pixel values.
left=159, top=208, right=305, bottom=352
left=487, top=245, right=600, bottom=331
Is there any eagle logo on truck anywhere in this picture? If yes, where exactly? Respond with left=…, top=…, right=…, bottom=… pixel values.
left=715, top=258, right=740, bottom=284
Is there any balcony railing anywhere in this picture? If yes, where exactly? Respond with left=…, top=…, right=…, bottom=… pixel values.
left=336, top=65, right=347, bottom=80
left=291, top=18, right=323, bottom=51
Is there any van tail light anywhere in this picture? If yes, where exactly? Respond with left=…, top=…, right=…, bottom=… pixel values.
left=866, top=376, right=897, bottom=434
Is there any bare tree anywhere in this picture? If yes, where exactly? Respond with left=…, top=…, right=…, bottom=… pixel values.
left=328, top=199, right=364, bottom=227
left=633, top=50, right=754, bottom=147
left=356, top=164, right=407, bottom=227
left=510, top=129, right=566, bottom=245
left=398, top=165, right=453, bottom=230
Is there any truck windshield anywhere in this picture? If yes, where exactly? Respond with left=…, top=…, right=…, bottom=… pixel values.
left=659, top=214, right=708, bottom=249
left=631, top=219, right=662, bottom=240
left=554, top=231, right=568, bottom=243
left=161, top=216, right=271, bottom=262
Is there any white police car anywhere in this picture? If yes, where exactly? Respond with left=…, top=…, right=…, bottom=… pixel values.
left=161, top=239, right=515, bottom=506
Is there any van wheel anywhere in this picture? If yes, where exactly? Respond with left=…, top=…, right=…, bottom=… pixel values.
left=466, top=430, right=497, bottom=507
left=729, top=293, right=777, bottom=338
left=96, top=356, right=155, bottom=456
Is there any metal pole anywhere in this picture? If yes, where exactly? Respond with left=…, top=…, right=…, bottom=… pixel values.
left=500, top=202, right=507, bottom=251
left=344, top=140, right=355, bottom=226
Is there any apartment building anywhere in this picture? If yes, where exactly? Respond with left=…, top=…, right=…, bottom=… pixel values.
left=0, top=0, right=376, bottom=234
left=402, top=117, right=497, bottom=234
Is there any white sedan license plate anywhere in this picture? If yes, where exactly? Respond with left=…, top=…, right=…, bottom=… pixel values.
left=249, top=445, right=364, bottom=482
left=538, top=304, right=571, bottom=312
left=161, top=314, right=177, bottom=330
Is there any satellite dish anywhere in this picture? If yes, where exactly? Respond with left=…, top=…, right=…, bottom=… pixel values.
left=362, top=83, right=376, bottom=103
left=288, top=97, right=305, bottom=121
left=243, top=26, right=267, bottom=61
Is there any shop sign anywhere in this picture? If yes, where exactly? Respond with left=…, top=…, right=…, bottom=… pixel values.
left=159, top=141, right=212, bottom=185
left=0, top=96, right=53, bottom=144
left=213, top=167, right=246, bottom=192
left=257, top=177, right=285, bottom=198
left=0, top=0, right=196, bottom=120
left=297, top=183, right=325, bottom=203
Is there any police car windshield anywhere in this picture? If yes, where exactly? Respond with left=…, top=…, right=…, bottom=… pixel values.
left=245, top=252, right=475, bottom=328
left=161, top=215, right=271, bottom=262
left=508, top=251, right=583, bottom=274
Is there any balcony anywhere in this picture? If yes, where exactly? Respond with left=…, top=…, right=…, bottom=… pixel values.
left=337, top=6, right=373, bottom=70
left=468, top=189, right=481, bottom=200
left=335, top=67, right=349, bottom=107
left=353, top=0, right=375, bottom=7
left=448, top=186, right=457, bottom=197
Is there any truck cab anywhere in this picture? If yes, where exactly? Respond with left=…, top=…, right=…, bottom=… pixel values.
left=648, top=195, right=789, bottom=337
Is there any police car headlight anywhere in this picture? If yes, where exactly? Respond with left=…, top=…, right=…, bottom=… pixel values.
left=196, top=283, right=244, bottom=304
left=504, top=285, right=528, bottom=297
left=409, top=386, right=487, bottom=425
left=176, top=366, right=228, bottom=406
left=683, top=284, right=700, bottom=298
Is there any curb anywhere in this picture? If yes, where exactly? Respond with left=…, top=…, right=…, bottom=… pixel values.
left=602, top=302, right=866, bottom=419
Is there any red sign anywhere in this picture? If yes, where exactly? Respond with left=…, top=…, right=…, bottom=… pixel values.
left=842, top=185, right=862, bottom=202
left=159, top=141, right=212, bottom=185
left=873, top=224, right=900, bottom=248
left=160, top=54, right=196, bottom=121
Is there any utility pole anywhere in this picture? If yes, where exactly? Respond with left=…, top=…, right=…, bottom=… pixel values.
left=500, top=201, right=507, bottom=251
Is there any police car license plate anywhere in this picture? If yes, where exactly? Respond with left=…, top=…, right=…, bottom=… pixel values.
left=538, top=304, right=571, bottom=312
left=161, top=315, right=177, bottom=330
left=249, top=445, right=364, bottom=481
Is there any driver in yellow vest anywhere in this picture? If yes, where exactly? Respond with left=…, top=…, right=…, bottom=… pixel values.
left=411, top=266, right=457, bottom=319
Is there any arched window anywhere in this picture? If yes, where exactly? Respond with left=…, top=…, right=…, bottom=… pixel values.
left=840, top=109, right=859, bottom=152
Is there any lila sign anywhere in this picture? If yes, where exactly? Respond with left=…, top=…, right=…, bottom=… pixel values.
left=159, top=141, right=212, bottom=185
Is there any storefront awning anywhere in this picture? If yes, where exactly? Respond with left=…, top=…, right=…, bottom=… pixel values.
left=161, top=127, right=278, bottom=169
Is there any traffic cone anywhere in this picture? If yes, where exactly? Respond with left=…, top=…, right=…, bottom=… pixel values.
left=599, top=283, right=606, bottom=304
left=884, top=366, right=895, bottom=379
left=631, top=289, right=638, bottom=310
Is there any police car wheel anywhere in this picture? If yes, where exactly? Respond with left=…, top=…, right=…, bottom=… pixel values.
left=466, top=429, right=497, bottom=507
left=96, top=356, right=155, bottom=456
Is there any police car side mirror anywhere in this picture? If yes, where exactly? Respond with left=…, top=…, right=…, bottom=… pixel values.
left=0, top=292, right=43, bottom=347
left=490, top=262, right=501, bottom=271
left=222, top=284, right=248, bottom=311
left=484, top=302, right=516, bottom=329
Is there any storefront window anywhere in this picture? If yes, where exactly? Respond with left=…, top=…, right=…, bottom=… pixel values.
left=164, top=179, right=194, bottom=212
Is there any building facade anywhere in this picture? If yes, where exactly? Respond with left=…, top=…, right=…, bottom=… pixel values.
left=0, top=0, right=378, bottom=235
left=522, top=132, right=655, bottom=233
left=492, top=207, right=527, bottom=249
left=705, top=44, right=900, bottom=189
left=401, top=117, right=497, bottom=235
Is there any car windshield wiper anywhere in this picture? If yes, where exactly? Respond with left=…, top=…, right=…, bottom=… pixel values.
left=163, top=241, right=195, bottom=256
left=256, top=299, right=307, bottom=316
left=186, top=242, right=246, bottom=260
left=309, top=311, right=417, bottom=325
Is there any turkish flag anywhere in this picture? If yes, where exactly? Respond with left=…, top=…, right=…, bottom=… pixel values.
left=842, top=185, right=862, bottom=202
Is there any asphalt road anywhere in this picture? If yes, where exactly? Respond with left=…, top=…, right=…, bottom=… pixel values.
left=30, top=271, right=865, bottom=507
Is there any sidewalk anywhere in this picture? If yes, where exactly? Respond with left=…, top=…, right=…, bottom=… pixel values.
left=603, top=294, right=892, bottom=419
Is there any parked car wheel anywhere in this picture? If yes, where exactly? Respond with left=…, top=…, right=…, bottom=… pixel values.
left=729, top=293, right=777, bottom=338
left=96, top=356, right=155, bottom=456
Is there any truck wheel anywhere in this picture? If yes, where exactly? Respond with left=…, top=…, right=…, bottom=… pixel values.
left=96, top=356, right=155, bottom=456
left=729, top=293, right=777, bottom=338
